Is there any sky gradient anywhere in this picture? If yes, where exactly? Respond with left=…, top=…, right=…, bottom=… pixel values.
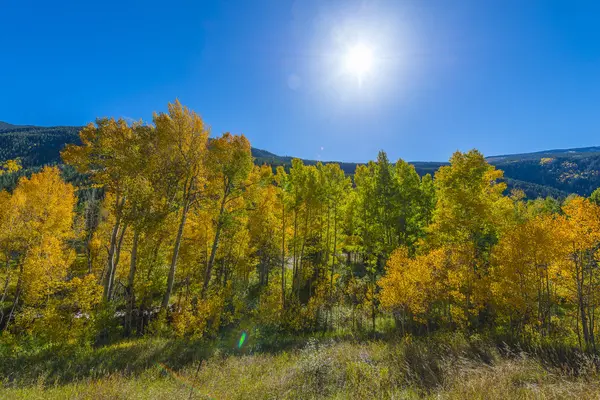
left=2, top=0, right=600, bottom=162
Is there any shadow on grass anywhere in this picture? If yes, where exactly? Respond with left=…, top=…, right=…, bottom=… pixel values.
left=0, top=327, right=340, bottom=387
left=0, top=337, right=216, bottom=386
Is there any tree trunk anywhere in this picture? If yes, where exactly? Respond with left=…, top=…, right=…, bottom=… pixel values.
left=86, top=246, right=93, bottom=275
left=281, top=203, right=286, bottom=309
left=329, top=204, right=338, bottom=330
left=162, top=201, right=189, bottom=310
left=1, top=255, right=11, bottom=305
left=3, top=264, right=23, bottom=331
left=587, top=258, right=596, bottom=351
left=297, top=208, right=310, bottom=299
left=125, top=229, right=139, bottom=336
left=576, top=259, right=590, bottom=347
left=85, top=188, right=99, bottom=275
left=202, top=194, right=227, bottom=299
left=545, top=266, right=551, bottom=336
left=0, top=257, right=12, bottom=329
left=107, top=223, right=128, bottom=301
left=103, top=196, right=126, bottom=301
left=202, top=223, right=223, bottom=299
left=371, top=294, right=376, bottom=337
left=103, top=221, right=120, bottom=300
left=292, top=208, right=298, bottom=296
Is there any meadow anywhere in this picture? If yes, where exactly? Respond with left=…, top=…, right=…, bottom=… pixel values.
left=2, top=333, right=600, bottom=399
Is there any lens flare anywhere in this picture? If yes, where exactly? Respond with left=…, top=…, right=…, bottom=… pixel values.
left=238, top=331, right=247, bottom=349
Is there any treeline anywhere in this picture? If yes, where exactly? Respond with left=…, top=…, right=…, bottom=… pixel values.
left=4, top=124, right=600, bottom=200
left=2, top=101, right=600, bottom=350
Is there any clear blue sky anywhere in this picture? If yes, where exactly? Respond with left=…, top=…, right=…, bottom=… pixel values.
left=2, top=0, right=600, bottom=162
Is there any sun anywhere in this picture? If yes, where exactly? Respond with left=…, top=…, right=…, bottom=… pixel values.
left=345, top=44, right=374, bottom=79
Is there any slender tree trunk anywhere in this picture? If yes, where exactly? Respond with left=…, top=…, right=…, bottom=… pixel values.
left=4, top=264, right=23, bottom=331
left=0, top=257, right=12, bottom=329
left=329, top=205, right=338, bottom=330
left=203, top=224, right=222, bottom=298
left=85, top=188, right=99, bottom=275
left=545, top=266, right=552, bottom=336
left=371, top=294, right=376, bottom=337
left=297, top=207, right=310, bottom=299
left=587, top=258, right=596, bottom=351
left=202, top=194, right=227, bottom=299
left=577, top=306, right=583, bottom=349
left=281, top=203, right=286, bottom=309
left=0, top=274, right=9, bottom=306
left=107, top=222, right=128, bottom=301
left=1, top=256, right=11, bottom=304
left=576, top=260, right=590, bottom=347
left=139, top=238, right=162, bottom=334
left=292, top=208, right=298, bottom=295
left=104, top=196, right=125, bottom=301
left=324, top=201, right=331, bottom=279
left=125, top=229, right=139, bottom=336
left=162, top=201, right=189, bottom=310
left=86, top=245, right=93, bottom=275
left=104, top=222, right=120, bottom=300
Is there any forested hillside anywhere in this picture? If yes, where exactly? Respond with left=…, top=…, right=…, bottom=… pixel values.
left=0, top=120, right=597, bottom=198
left=0, top=125, right=80, bottom=167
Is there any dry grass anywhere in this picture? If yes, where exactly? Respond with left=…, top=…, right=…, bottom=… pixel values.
left=437, top=358, right=600, bottom=399
left=2, top=337, right=600, bottom=399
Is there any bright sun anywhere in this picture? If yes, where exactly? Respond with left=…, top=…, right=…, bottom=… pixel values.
left=345, top=44, right=374, bottom=79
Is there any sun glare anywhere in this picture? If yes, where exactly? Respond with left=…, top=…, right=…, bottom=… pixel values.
left=345, top=44, right=374, bottom=80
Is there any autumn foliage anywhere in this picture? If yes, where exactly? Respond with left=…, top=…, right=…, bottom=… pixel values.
left=2, top=101, right=600, bottom=351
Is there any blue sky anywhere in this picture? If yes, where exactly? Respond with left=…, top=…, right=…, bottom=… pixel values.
left=2, top=0, right=600, bottom=162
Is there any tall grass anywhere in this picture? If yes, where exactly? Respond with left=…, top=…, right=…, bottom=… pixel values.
left=2, top=333, right=600, bottom=399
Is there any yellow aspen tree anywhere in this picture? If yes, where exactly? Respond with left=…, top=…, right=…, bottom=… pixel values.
left=62, top=118, right=140, bottom=301
left=153, top=101, right=209, bottom=310
left=378, top=247, right=433, bottom=320
left=427, top=150, right=510, bottom=329
left=491, top=214, right=565, bottom=335
left=2, top=167, right=75, bottom=330
left=557, top=196, right=600, bottom=349
left=202, top=133, right=254, bottom=298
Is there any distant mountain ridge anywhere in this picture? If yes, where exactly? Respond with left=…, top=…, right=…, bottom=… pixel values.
left=0, top=122, right=598, bottom=199
left=487, top=146, right=600, bottom=162
left=0, top=121, right=34, bottom=130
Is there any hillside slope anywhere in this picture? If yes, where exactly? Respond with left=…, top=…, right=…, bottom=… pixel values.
left=0, top=123, right=596, bottom=198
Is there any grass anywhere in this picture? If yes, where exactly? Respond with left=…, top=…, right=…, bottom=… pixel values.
left=2, top=334, right=600, bottom=399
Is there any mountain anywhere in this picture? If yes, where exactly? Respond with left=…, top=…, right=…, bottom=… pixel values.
left=489, top=152, right=600, bottom=196
left=0, top=123, right=598, bottom=199
left=0, top=121, right=35, bottom=130
left=487, top=147, right=600, bottom=162
left=0, top=122, right=14, bottom=130
left=0, top=125, right=80, bottom=167
left=0, top=121, right=22, bottom=130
